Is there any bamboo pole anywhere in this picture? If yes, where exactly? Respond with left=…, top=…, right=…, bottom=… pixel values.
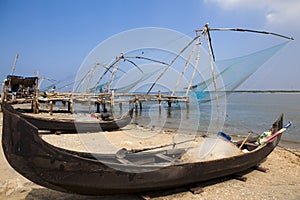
left=186, top=36, right=203, bottom=96
left=209, top=27, right=294, bottom=40
left=239, top=131, right=253, bottom=149
left=147, top=34, right=202, bottom=94
left=86, top=63, right=98, bottom=93
left=111, top=90, right=115, bottom=116
left=204, top=24, right=219, bottom=108
left=107, top=55, right=122, bottom=91
left=11, top=53, right=19, bottom=75
left=171, top=42, right=197, bottom=96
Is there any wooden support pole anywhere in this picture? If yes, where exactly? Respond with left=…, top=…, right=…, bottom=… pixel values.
left=96, top=102, right=100, bottom=113
left=119, top=102, right=122, bottom=111
left=158, top=90, right=162, bottom=106
left=186, top=96, right=190, bottom=110
left=68, top=99, right=73, bottom=113
left=168, top=100, right=172, bottom=107
left=1, top=82, right=5, bottom=101
left=32, top=75, right=39, bottom=114
left=232, top=174, right=247, bottom=182
left=49, top=101, right=53, bottom=115
left=158, top=105, right=162, bottom=116
left=32, top=97, right=39, bottom=114
left=111, top=90, right=115, bottom=111
left=0, top=82, right=4, bottom=112
left=101, top=98, right=107, bottom=113
left=252, top=165, right=269, bottom=173
left=134, top=95, right=139, bottom=110
left=189, top=186, right=204, bottom=194
left=103, top=102, right=107, bottom=113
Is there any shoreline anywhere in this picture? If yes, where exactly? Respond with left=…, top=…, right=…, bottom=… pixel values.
left=0, top=111, right=299, bottom=199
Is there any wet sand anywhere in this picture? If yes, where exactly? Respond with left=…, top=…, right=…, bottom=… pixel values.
left=0, top=112, right=299, bottom=200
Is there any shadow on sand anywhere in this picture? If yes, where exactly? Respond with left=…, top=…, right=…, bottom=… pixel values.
left=24, top=167, right=258, bottom=200
left=25, top=188, right=140, bottom=200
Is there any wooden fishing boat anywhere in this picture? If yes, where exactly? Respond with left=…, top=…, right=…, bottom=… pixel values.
left=2, top=101, right=283, bottom=195
left=4, top=102, right=133, bottom=132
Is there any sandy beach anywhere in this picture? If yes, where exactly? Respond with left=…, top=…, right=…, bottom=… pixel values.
left=0, top=111, right=299, bottom=200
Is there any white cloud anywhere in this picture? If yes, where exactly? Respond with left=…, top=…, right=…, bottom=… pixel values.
left=205, top=0, right=266, bottom=10
left=205, top=0, right=300, bottom=30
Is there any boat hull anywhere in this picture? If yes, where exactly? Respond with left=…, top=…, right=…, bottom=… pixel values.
left=6, top=103, right=133, bottom=132
left=2, top=102, right=283, bottom=195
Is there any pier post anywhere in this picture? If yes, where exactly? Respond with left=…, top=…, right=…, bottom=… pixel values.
left=32, top=97, right=39, bottom=114
left=186, top=95, right=190, bottom=110
left=1, top=82, right=5, bottom=101
left=49, top=101, right=53, bottom=115
left=0, top=82, right=5, bottom=111
left=139, top=101, right=143, bottom=110
left=158, top=90, right=162, bottom=106
left=111, top=90, right=115, bottom=116
left=68, top=99, right=73, bottom=114
left=68, top=93, right=73, bottom=113
left=32, top=77, right=39, bottom=114
left=96, top=102, right=100, bottom=113
left=119, top=102, right=122, bottom=111
left=101, top=98, right=107, bottom=112
left=134, top=95, right=139, bottom=110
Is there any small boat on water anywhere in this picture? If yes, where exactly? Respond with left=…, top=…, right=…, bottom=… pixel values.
left=4, top=102, right=133, bottom=132
left=2, top=101, right=284, bottom=195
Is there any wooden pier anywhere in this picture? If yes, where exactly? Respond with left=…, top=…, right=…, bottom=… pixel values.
left=33, top=90, right=190, bottom=114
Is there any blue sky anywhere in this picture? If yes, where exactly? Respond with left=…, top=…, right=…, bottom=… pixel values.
left=1, top=0, right=299, bottom=90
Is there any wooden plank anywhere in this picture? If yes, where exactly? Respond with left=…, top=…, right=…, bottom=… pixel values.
left=252, top=165, right=269, bottom=173
left=156, top=153, right=176, bottom=163
left=232, top=174, right=247, bottom=182
left=188, top=185, right=204, bottom=194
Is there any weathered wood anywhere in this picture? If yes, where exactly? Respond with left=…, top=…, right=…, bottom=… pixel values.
left=138, top=194, right=151, bottom=200
left=96, top=102, right=100, bottom=113
left=232, top=174, right=247, bottom=182
left=1, top=102, right=284, bottom=195
left=68, top=100, right=73, bottom=113
left=119, top=102, right=122, bottom=111
left=39, top=91, right=189, bottom=112
left=239, top=131, right=253, bottom=149
left=4, top=102, right=133, bottom=132
left=158, top=90, right=162, bottom=106
left=252, top=165, right=269, bottom=173
left=1, top=82, right=5, bottom=102
left=188, top=185, right=204, bottom=194
left=111, top=90, right=115, bottom=115
left=32, top=97, right=39, bottom=114
left=49, top=101, right=53, bottom=115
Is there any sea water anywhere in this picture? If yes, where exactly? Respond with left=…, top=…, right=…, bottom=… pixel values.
left=124, top=93, right=300, bottom=144
left=71, top=92, right=300, bottom=145
left=224, top=93, right=300, bottom=144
